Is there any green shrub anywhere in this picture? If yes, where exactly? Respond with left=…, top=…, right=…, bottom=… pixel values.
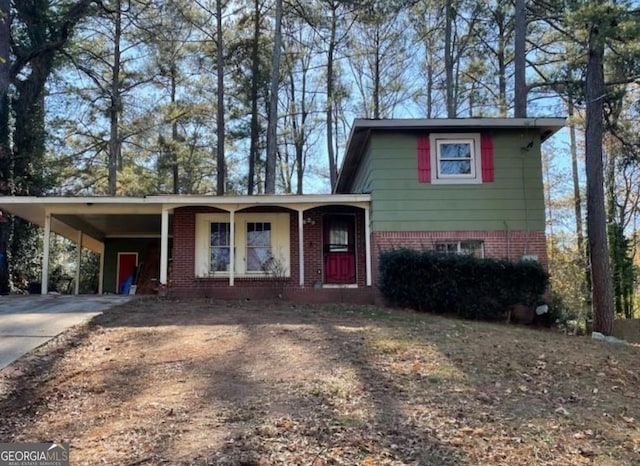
left=378, top=249, right=549, bottom=321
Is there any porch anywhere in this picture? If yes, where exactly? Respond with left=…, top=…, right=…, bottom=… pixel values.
left=0, top=195, right=373, bottom=303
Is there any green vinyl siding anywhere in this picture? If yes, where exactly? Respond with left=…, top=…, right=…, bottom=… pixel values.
left=367, top=132, right=545, bottom=231
left=351, top=141, right=373, bottom=193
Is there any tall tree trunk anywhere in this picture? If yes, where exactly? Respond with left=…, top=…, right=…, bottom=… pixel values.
left=265, top=0, right=282, bottom=194
left=0, top=0, right=11, bottom=294
left=170, top=66, right=179, bottom=194
left=514, top=0, right=527, bottom=117
left=326, top=4, right=338, bottom=190
left=568, top=99, right=585, bottom=270
left=215, top=0, right=225, bottom=196
left=373, top=28, right=380, bottom=119
left=291, top=64, right=307, bottom=195
left=585, top=12, right=614, bottom=335
left=248, top=0, right=260, bottom=195
left=605, top=135, right=621, bottom=316
left=108, top=0, right=122, bottom=196
left=444, top=1, right=454, bottom=117
left=497, top=12, right=507, bottom=117
left=568, top=97, right=590, bottom=316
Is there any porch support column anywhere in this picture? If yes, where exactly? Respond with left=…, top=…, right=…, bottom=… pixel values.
left=298, top=209, right=304, bottom=286
left=41, top=213, right=52, bottom=294
left=160, top=207, right=169, bottom=286
left=229, top=210, right=235, bottom=286
left=364, top=205, right=372, bottom=287
left=98, top=243, right=105, bottom=295
left=75, top=231, right=83, bottom=295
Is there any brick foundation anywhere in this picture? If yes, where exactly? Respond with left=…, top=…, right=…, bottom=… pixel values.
left=371, top=229, right=547, bottom=282
left=168, top=285, right=376, bottom=304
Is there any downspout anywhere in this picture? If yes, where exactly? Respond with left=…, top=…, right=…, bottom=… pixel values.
left=520, top=136, right=533, bottom=258
left=504, top=220, right=511, bottom=261
left=160, top=207, right=170, bottom=292
left=364, top=205, right=372, bottom=287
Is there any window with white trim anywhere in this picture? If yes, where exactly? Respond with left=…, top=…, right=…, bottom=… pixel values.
left=210, top=222, right=231, bottom=272
left=246, top=222, right=272, bottom=271
left=435, top=240, right=484, bottom=258
left=430, top=133, right=481, bottom=184
left=194, top=212, right=290, bottom=278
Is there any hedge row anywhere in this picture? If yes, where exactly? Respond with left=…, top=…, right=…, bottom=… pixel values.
left=378, top=249, right=549, bottom=320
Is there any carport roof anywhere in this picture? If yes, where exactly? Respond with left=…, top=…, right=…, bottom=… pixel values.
left=0, top=194, right=371, bottom=253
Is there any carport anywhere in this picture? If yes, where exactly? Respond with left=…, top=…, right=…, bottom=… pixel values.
left=0, top=197, right=170, bottom=295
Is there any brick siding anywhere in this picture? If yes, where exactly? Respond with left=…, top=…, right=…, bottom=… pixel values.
left=371, top=229, right=547, bottom=283
left=170, top=206, right=544, bottom=303
left=169, top=205, right=369, bottom=300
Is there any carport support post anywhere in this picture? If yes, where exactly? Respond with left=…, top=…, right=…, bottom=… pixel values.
left=160, top=208, right=169, bottom=288
left=298, top=209, right=304, bottom=286
left=229, top=210, right=235, bottom=286
left=75, top=231, right=83, bottom=295
left=98, top=243, right=105, bottom=295
left=41, top=213, right=52, bottom=295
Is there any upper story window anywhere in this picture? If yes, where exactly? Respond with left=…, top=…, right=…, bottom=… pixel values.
left=418, top=132, right=493, bottom=184
left=431, top=133, right=481, bottom=184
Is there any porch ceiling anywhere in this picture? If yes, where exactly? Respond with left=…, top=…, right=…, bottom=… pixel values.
left=55, top=214, right=166, bottom=238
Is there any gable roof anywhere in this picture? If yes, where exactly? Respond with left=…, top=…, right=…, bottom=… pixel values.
left=334, top=117, right=566, bottom=193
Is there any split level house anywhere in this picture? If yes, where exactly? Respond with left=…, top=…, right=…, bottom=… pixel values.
left=0, top=118, right=565, bottom=303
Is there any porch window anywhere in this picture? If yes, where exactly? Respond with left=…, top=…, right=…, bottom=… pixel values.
left=435, top=240, right=484, bottom=258
left=246, top=222, right=272, bottom=272
left=195, top=212, right=290, bottom=278
left=210, top=222, right=231, bottom=272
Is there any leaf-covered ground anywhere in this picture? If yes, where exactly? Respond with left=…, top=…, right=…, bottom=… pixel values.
left=0, top=298, right=639, bottom=465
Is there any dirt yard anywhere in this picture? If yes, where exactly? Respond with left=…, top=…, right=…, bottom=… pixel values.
left=0, top=298, right=639, bottom=465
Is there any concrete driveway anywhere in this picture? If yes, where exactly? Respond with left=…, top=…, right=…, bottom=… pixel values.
left=0, top=295, right=132, bottom=369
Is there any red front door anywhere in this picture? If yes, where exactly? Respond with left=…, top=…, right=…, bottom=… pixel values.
left=117, top=253, right=138, bottom=294
left=323, top=215, right=356, bottom=284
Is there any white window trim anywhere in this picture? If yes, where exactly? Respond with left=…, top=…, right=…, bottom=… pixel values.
left=209, top=221, right=232, bottom=273
left=435, top=240, right=485, bottom=258
left=430, top=133, right=482, bottom=184
left=245, top=221, right=273, bottom=273
left=195, top=212, right=290, bottom=278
